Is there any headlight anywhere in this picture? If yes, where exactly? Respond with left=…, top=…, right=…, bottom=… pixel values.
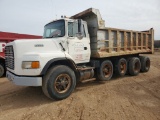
left=22, top=61, right=40, bottom=69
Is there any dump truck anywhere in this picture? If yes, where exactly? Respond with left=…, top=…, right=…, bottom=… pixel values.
left=5, top=8, right=154, bottom=100
left=0, top=32, right=42, bottom=77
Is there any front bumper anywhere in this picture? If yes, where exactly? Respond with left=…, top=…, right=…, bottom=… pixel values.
left=6, top=71, right=42, bottom=86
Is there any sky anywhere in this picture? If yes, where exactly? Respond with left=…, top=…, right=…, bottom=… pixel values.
left=0, top=0, right=160, bottom=40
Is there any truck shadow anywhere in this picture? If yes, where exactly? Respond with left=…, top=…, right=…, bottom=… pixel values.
left=0, top=87, right=54, bottom=111
left=75, top=74, right=129, bottom=92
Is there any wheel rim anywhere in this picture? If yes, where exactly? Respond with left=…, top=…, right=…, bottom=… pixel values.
left=102, top=64, right=112, bottom=78
left=54, top=74, right=71, bottom=94
left=120, top=60, right=127, bottom=74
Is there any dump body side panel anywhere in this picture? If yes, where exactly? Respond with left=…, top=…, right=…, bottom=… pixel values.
left=91, top=28, right=154, bottom=58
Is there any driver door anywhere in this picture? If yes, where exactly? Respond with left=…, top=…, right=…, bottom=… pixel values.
left=67, top=21, right=90, bottom=64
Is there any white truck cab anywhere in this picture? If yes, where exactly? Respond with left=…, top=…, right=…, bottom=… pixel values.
left=5, top=17, right=93, bottom=100
left=6, top=19, right=90, bottom=78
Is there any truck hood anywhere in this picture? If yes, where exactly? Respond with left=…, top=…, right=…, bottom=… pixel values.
left=6, top=38, right=63, bottom=54
left=6, top=38, right=67, bottom=76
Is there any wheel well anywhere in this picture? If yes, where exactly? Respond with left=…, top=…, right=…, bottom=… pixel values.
left=48, top=60, right=76, bottom=71
left=0, top=58, right=5, bottom=65
left=41, top=58, right=79, bottom=81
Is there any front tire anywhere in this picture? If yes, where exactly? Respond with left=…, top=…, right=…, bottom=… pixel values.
left=42, top=65, right=76, bottom=100
left=0, top=64, right=5, bottom=77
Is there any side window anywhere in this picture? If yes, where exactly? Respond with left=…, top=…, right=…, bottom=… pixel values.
left=73, top=22, right=78, bottom=36
left=68, top=22, right=86, bottom=37
left=68, top=22, right=78, bottom=37
left=68, top=22, right=73, bottom=37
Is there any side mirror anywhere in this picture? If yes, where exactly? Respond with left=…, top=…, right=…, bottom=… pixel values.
left=77, top=19, right=83, bottom=40
left=78, top=19, right=82, bottom=33
left=76, top=32, right=83, bottom=40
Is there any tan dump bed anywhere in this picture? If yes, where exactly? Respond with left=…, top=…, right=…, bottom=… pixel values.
left=71, top=8, right=154, bottom=58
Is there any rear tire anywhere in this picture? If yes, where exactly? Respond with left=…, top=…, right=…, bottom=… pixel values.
left=0, top=64, right=5, bottom=77
left=97, top=60, right=113, bottom=81
left=139, top=56, right=150, bottom=72
left=42, top=65, right=76, bottom=100
left=128, top=57, right=141, bottom=76
left=115, top=58, right=127, bottom=77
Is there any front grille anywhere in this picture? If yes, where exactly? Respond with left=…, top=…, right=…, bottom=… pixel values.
left=5, top=46, right=14, bottom=70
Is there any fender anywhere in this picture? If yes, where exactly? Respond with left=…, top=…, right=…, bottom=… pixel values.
left=41, top=57, right=78, bottom=75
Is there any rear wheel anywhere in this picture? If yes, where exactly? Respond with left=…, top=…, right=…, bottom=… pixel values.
left=128, top=57, right=141, bottom=76
left=139, top=56, right=150, bottom=72
left=97, top=60, right=113, bottom=81
left=42, top=65, right=76, bottom=100
left=115, top=58, right=127, bottom=76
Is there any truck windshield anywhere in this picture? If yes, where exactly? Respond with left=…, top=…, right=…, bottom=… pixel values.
left=43, top=20, right=65, bottom=38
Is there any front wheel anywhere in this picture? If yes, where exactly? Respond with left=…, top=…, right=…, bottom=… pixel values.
left=42, top=65, right=76, bottom=100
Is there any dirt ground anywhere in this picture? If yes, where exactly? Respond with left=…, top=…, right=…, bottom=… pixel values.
left=0, top=52, right=160, bottom=120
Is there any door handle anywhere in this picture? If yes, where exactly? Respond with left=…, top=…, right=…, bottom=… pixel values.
left=84, top=47, right=87, bottom=50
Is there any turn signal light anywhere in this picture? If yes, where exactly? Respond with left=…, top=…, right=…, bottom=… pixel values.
left=31, top=61, right=40, bottom=69
left=22, top=61, right=40, bottom=69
